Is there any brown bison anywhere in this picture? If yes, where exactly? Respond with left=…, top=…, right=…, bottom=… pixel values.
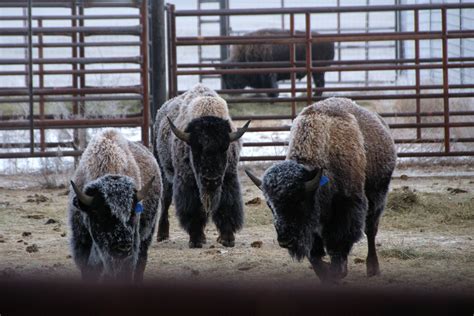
left=222, top=29, right=335, bottom=97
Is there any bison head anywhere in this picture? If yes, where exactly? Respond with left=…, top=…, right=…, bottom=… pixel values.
left=70, top=175, right=154, bottom=281
left=245, top=161, right=325, bottom=261
left=168, top=116, right=249, bottom=213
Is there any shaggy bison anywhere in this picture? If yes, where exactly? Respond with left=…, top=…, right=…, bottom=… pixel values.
left=153, top=84, right=250, bottom=248
left=68, top=129, right=161, bottom=282
left=222, top=29, right=335, bottom=97
left=246, top=98, right=396, bottom=283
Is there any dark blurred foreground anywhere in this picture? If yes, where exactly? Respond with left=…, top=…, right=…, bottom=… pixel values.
left=0, top=278, right=472, bottom=315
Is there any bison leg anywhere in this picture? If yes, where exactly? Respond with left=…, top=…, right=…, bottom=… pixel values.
left=70, top=211, right=102, bottom=281
left=323, top=194, right=367, bottom=280
left=157, top=178, right=172, bottom=242
left=308, top=234, right=331, bottom=283
left=174, top=177, right=208, bottom=248
left=264, top=74, right=279, bottom=98
left=365, top=186, right=389, bottom=277
left=212, top=173, right=244, bottom=247
left=312, top=72, right=325, bottom=97
left=134, top=234, right=153, bottom=283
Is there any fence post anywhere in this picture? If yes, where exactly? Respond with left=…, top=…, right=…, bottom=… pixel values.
left=441, top=7, right=450, bottom=153
left=151, top=0, right=167, bottom=127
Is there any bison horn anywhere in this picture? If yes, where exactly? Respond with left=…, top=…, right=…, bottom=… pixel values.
left=137, top=176, right=155, bottom=202
left=167, top=116, right=190, bottom=144
left=245, top=169, right=262, bottom=190
left=304, top=168, right=324, bottom=193
left=70, top=181, right=94, bottom=207
left=229, top=120, right=251, bottom=142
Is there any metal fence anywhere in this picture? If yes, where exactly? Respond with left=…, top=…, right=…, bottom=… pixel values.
left=0, top=0, right=149, bottom=159
left=167, top=3, right=474, bottom=161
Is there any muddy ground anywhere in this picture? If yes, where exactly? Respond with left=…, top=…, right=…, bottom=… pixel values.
left=0, top=167, right=473, bottom=291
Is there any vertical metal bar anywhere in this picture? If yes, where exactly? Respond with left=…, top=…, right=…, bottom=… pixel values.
left=441, top=7, right=450, bottom=153
left=71, top=0, right=79, bottom=162
left=27, top=0, right=34, bottom=154
left=219, top=0, right=229, bottom=62
left=414, top=9, right=421, bottom=140
left=78, top=3, right=86, bottom=152
left=305, top=12, right=312, bottom=105
left=337, top=0, right=341, bottom=83
left=290, top=13, right=296, bottom=119
left=365, top=0, right=369, bottom=86
left=166, top=5, right=173, bottom=100
left=38, top=19, right=45, bottom=152
left=140, top=0, right=150, bottom=147
left=281, top=0, right=285, bottom=29
left=459, top=4, right=464, bottom=84
left=170, top=4, right=178, bottom=97
left=197, top=1, right=202, bottom=83
left=151, top=0, right=167, bottom=126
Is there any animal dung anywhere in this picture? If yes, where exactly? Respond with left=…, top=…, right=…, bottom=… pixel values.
left=26, top=244, right=39, bottom=253
left=245, top=197, right=261, bottom=206
left=237, top=262, right=258, bottom=271
left=25, top=194, right=49, bottom=203
left=447, top=187, right=468, bottom=194
left=250, top=241, right=263, bottom=248
left=354, top=258, right=365, bottom=264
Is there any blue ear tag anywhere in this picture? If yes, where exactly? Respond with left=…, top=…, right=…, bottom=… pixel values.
left=319, top=175, right=329, bottom=187
left=135, top=201, right=143, bottom=214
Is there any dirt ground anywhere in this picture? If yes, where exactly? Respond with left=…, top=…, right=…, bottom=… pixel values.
left=0, top=166, right=473, bottom=291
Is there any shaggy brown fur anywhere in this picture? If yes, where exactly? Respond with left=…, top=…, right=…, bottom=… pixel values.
left=68, top=129, right=162, bottom=282
left=154, top=84, right=245, bottom=248
left=247, top=97, right=396, bottom=283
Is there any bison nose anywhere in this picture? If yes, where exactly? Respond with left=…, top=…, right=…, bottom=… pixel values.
left=202, top=176, right=222, bottom=190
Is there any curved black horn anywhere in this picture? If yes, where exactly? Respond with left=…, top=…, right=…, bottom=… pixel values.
left=167, top=116, right=190, bottom=144
left=244, top=169, right=262, bottom=190
left=70, top=181, right=94, bottom=207
left=137, top=176, right=155, bottom=201
left=304, top=168, right=323, bottom=193
left=229, top=120, right=251, bottom=142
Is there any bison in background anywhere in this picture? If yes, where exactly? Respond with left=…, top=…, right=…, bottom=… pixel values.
left=246, top=97, right=396, bottom=283
left=68, top=129, right=161, bottom=282
left=153, top=84, right=250, bottom=248
left=222, top=29, right=335, bottom=98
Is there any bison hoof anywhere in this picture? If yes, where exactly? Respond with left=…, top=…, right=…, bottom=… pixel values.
left=366, top=258, right=380, bottom=277
left=217, top=235, right=235, bottom=247
left=189, top=234, right=206, bottom=248
left=189, top=240, right=204, bottom=248
left=157, top=233, right=169, bottom=242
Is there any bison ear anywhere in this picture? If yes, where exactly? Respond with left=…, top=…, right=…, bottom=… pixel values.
left=229, top=120, right=251, bottom=142
left=304, top=168, right=324, bottom=193
left=245, top=168, right=262, bottom=191
left=137, top=176, right=155, bottom=202
left=167, top=116, right=191, bottom=144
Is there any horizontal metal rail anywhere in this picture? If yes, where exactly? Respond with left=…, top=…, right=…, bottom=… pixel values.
left=1, top=26, right=142, bottom=36
left=174, top=3, right=474, bottom=16
left=0, top=0, right=150, bottom=158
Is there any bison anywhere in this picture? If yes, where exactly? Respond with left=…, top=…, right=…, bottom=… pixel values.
left=246, top=97, right=396, bottom=283
left=222, top=29, right=335, bottom=98
left=68, top=129, right=161, bottom=282
left=153, top=84, right=250, bottom=248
